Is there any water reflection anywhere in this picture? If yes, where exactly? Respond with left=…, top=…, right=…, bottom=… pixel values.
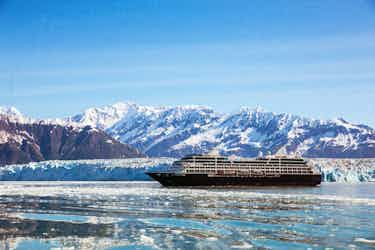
left=0, top=215, right=114, bottom=239
left=0, top=182, right=374, bottom=249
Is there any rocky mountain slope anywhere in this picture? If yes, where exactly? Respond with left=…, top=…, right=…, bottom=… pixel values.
left=0, top=108, right=142, bottom=166
left=65, top=102, right=375, bottom=158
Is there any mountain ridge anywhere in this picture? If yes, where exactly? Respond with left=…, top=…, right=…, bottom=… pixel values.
left=1, top=103, right=374, bottom=159
left=0, top=108, right=144, bottom=166
left=60, top=102, right=374, bottom=158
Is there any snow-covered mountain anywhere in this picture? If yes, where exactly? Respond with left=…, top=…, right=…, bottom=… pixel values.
left=0, top=106, right=31, bottom=124
left=0, top=106, right=143, bottom=166
left=63, top=102, right=138, bottom=130
left=65, top=102, right=375, bottom=158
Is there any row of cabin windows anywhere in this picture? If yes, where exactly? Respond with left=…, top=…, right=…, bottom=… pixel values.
left=184, top=169, right=311, bottom=174
left=184, top=163, right=308, bottom=168
left=184, top=160, right=306, bottom=165
left=184, top=158, right=304, bottom=161
left=184, top=166, right=309, bottom=170
left=185, top=161, right=306, bottom=164
left=186, top=168, right=310, bottom=171
left=185, top=165, right=309, bottom=169
left=185, top=168, right=311, bottom=172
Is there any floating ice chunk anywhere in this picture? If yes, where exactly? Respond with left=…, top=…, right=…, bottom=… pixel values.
left=354, top=238, right=375, bottom=244
left=140, top=234, right=155, bottom=245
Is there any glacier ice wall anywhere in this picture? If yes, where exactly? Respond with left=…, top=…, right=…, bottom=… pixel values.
left=309, top=158, right=375, bottom=183
left=0, top=158, right=174, bottom=181
left=0, top=158, right=374, bottom=182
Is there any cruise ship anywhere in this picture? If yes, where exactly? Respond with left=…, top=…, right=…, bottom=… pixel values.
left=147, top=154, right=322, bottom=186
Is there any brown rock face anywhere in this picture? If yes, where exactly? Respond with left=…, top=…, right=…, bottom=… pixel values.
left=0, top=118, right=143, bottom=166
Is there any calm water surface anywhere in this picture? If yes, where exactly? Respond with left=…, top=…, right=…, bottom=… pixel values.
left=0, top=182, right=374, bottom=249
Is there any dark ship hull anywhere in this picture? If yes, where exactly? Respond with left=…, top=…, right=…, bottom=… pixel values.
left=147, top=172, right=322, bottom=187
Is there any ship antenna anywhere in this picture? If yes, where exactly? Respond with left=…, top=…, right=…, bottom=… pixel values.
left=202, top=142, right=207, bottom=155
left=258, top=151, right=263, bottom=158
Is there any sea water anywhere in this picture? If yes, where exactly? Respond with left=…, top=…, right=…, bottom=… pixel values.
left=0, top=182, right=374, bottom=249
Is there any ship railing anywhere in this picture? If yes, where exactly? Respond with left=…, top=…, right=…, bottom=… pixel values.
left=185, top=168, right=314, bottom=175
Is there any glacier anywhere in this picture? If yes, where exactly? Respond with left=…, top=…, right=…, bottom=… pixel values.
left=309, top=158, right=375, bottom=183
left=0, top=158, right=374, bottom=182
left=0, top=158, right=174, bottom=181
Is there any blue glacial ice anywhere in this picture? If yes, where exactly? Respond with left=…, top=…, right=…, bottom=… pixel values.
left=0, top=158, right=374, bottom=182
left=309, top=158, right=375, bottom=183
left=0, top=158, right=174, bottom=181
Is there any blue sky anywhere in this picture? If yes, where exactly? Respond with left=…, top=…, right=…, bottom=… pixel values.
left=1, top=0, right=375, bottom=126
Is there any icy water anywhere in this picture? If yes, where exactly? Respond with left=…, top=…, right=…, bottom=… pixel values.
left=0, top=182, right=374, bottom=250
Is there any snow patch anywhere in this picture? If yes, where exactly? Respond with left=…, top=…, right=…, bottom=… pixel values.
left=0, top=130, right=24, bottom=144
left=173, top=128, right=221, bottom=149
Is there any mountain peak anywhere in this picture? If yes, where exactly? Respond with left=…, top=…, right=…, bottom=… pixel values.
left=239, top=105, right=266, bottom=114
left=111, top=101, right=138, bottom=110
left=0, top=106, right=29, bottom=123
left=0, top=106, right=22, bottom=116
